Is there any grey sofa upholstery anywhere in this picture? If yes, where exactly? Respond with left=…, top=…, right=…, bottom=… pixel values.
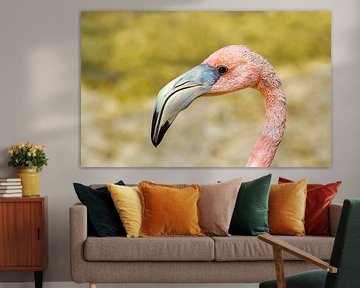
left=70, top=203, right=342, bottom=287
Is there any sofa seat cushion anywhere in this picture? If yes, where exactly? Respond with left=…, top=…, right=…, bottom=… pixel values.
left=84, top=236, right=214, bottom=261
left=212, top=236, right=334, bottom=261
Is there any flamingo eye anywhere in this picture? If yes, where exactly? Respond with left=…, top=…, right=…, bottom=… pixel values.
left=217, top=65, right=228, bottom=75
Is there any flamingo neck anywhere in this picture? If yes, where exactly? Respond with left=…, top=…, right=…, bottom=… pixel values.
left=246, top=73, right=287, bottom=167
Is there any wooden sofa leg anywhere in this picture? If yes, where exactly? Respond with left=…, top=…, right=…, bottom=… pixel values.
left=89, top=283, right=97, bottom=288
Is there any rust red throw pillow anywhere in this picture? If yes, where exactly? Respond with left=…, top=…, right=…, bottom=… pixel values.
left=278, top=177, right=341, bottom=236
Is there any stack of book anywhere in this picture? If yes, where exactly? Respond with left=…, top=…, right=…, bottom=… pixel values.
left=0, top=178, right=22, bottom=197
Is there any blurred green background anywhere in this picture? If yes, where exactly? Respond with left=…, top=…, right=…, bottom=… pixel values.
left=81, top=11, right=331, bottom=167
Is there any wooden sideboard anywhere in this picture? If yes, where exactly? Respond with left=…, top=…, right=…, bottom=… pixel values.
left=0, top=197, right=48, bottom=288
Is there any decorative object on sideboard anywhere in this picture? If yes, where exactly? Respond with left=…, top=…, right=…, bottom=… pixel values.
left=16, top=167, right=40, bottom=197
left=0, top=178, right=22, bottom=197
left=8, top=143, right=48, bottom=197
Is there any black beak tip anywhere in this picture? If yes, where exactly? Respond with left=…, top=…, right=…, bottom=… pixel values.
left=151, top=121, right=171, bottom=148
left=151, top=137, right=159, bottom=148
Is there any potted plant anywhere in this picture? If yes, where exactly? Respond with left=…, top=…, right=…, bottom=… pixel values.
left=8, top=143, right=48, bottom=197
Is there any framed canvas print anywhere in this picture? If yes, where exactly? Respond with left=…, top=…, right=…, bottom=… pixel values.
left=81, top=11, right=331, bottom=167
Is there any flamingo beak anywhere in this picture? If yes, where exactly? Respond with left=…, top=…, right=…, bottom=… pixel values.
left=151, top=64, right=220, bottom=147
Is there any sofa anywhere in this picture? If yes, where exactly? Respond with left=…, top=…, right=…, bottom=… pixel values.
left=70, top=201, right=342, bottom=287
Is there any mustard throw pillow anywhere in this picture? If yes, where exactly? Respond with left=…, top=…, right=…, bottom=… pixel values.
left=269, top=179, right=307, bottom=236
left=107, top=183, right=142, bottom=238
left=138, top=181, right=204, bottom=237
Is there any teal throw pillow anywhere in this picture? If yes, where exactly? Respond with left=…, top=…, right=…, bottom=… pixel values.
left=229, top=174, right=271, bottom=236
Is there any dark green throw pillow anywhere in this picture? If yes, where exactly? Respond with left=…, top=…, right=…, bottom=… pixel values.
left=229, top=174, right=271, bottom=236
left=73, top=181, right=126, bottom=237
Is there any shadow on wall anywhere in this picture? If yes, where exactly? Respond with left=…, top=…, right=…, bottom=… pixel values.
left=0, top=149, right=11, bottom=178
left=0, top=0, right=206, bottom=283
left=0, top=2, right=78, bottom=284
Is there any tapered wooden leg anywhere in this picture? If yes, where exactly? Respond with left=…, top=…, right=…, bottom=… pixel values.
left=273, top=247, right=286, bottom=288
left=89, top=283, right=97, bottom=288
left=34, top=271, right=43, bottom=288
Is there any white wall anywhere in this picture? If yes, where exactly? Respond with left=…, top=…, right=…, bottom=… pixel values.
left=0, top=0, right=359, bottom=283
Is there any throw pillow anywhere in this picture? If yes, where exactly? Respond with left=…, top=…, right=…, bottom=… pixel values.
left=107, top=183, right=142, bottom=238
left=229, top=174, right=272, bottom=236
left=269, top=179, right=307, bottom=236
left=198, top=178, right=242, bottom=236
left=73, top=181, right=126, bottom=237
left=138, top=181, right=203, bottom=237
left=279, top=177, right=341, bottom=236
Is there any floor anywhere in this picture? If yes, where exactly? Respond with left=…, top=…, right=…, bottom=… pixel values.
left=0, top=283, right=259, bottom=288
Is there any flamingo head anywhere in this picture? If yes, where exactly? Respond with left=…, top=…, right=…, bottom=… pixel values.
left=151, top=45, right=264, bottom=147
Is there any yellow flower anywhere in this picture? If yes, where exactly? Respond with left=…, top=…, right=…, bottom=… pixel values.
left=8, top=149, right=13, bottom=155
left=36, top=145, right=46, bottom=151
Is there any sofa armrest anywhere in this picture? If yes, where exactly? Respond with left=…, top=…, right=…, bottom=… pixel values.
left=69, top=203, right=88, bottom=283
left=329, top=203, right=342, bottom=237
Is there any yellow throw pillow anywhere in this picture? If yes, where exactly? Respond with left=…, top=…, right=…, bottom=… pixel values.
left=107, top=183, right=142, bottom=238
left=269, top=179, right=307, bottom=236
left=138, top=181, right=204, bottom=237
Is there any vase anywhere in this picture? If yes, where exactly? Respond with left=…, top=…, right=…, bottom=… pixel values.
left=16, top=167, right=40, bottom=197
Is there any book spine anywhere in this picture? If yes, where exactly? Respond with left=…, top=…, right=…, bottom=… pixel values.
left=0, top=178, right=21, bottom=182
left=0, top=183, right=22, bottom=186
left=0, top=194, right=22, bottom=197
left=0, top=189, right=23, bottom=193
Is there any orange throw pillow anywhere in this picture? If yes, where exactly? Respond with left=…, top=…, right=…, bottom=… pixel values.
left=269, top=179, right=307, bottom=236
left=138, top=181, right=204, bottom=237
left=278, top=177, right=341, bottom=235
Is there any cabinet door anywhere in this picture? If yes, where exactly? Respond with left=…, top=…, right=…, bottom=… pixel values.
left=0, top=202, right=45, bottom=268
